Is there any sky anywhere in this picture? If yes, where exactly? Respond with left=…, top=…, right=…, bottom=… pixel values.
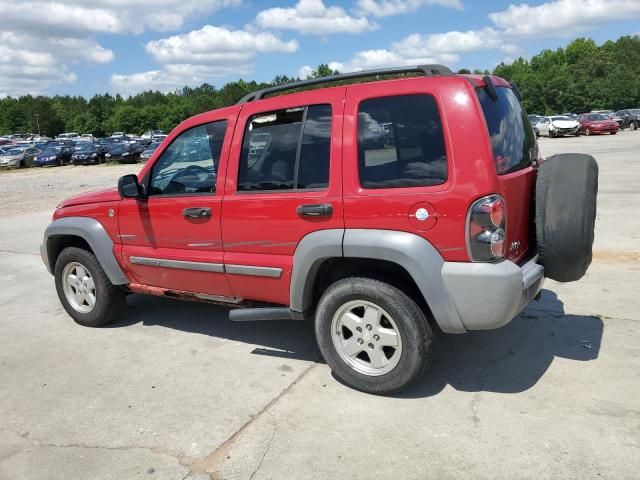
left=1, top=0, right=639, bottom=98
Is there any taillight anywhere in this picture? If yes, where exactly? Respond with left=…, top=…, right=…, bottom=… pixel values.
left=467, top=194, right=506, bottom=262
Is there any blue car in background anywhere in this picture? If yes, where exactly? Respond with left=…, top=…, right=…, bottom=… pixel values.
left=33, top=146, right=74, bottom=167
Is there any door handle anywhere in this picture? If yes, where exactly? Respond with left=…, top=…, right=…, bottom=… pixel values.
left=183, top=207, right=212, bottom=218
left=296, top=203, right=333, bottom=217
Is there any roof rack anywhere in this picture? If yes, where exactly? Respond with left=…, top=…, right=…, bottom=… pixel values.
left=236, top=64, right=454, bottom=104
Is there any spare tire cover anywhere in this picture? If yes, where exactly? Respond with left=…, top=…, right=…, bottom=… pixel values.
left=535, top=153, right=598, bottom=282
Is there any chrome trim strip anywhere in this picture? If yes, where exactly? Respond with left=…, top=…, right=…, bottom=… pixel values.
left=225, top=264, right=283, bottom=278
left=129, top=256, right=224, bottom=273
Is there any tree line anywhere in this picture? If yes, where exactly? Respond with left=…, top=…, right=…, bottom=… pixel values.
left=1, top=36, right=638, bottom=138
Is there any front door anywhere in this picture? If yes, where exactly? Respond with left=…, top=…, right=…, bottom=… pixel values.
left=118, top=115, right=235, bottom=298
left=221, top=89, right=345, bottom=305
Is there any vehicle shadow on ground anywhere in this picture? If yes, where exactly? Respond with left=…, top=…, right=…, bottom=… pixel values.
left=109, top=294, right=320, bottom=362
left=398, top=289, right=603, bottom=398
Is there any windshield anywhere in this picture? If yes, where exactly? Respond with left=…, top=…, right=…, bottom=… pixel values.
left=551, top=116, right=571, bottom=121
left=587, top=114, right=608, bottom=121
left=2, top=149, right=22, bottom=156
left=75, top=143, right=95, bottom=151
left=42, top=148, right=61, bottom=155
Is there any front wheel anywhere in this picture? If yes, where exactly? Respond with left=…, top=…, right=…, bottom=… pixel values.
left=315, top=277, right=434, bottom=394
left=585, top=128, right=591, bottom=136
left=54, top=247, right=126, bottom=327
left=630, top=122, right=637, bottom=131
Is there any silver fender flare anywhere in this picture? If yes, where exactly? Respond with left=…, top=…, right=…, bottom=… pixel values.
left=42, top=217, right=128, bottom=285
left=290, top=229, right=466, bottom=334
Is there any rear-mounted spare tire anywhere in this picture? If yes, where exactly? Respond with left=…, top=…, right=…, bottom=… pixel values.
left=535, top=153, right=598, bottom=282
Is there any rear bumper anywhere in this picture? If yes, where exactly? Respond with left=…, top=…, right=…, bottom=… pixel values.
left=441, top=256, right=544, bottom=331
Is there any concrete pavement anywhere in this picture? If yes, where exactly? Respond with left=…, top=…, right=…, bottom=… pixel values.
left=1, top=132, right=639, bottom=479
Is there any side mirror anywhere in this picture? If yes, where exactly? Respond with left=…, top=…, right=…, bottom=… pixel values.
left=118, top=174, right=143, bottom=198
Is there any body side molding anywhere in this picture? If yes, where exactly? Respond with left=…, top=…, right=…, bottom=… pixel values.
left=42, top=217, right=129, bottom=285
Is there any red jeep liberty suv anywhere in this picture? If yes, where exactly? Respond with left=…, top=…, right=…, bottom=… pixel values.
left=41, top=66, right=598, bottom=394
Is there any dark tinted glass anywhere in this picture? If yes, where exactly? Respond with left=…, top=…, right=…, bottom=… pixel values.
left=149, top=121, right=226, bottom=196
left=357, top=94, right=447, bottom=189
left=238, top=105, right=332, bottom=191
left=478, top=87, right=534, bottom=175
left=298, top=105, right=331, bottom=189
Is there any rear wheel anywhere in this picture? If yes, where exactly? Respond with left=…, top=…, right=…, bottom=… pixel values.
left=315, top=277, right=434, bottom=394
left=54, top=247, right=126, bottom=327
left=630, top=122, right=637, bottom=131
left=610, top=131, right=617, bottom=135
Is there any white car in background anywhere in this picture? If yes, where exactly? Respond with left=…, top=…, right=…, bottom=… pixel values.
left=56, top=133, right=80, bottom=141
left=536, top=115, right=580, bottom=137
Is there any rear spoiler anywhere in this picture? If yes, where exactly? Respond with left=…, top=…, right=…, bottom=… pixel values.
left=481, top=75, right=523, bottom=102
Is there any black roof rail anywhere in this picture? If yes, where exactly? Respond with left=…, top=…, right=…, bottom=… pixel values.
left=236, top=64, right=454, bottom=104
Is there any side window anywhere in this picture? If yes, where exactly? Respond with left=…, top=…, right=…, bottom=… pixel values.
left=478, top=87, right=534, bottom=175
left=238, top=104, right=331, bottom=191
left=357, top=94, right=448, bottom=189
left=149, top=121, right=227, bottom=196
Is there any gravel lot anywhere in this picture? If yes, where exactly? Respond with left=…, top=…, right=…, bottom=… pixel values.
left=0, top=132, right=639, bottom=479
left=0, top=164, right=143, bottom=217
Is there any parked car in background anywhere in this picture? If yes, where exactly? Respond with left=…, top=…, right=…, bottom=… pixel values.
left=105, top=142, right=144, bottom=163
left=536, top=115, right=580, bottom=137
left=78, top=134, right=95, bottom=142
left=71, top=143, right=107, bottom=165
left=140, top=142, right=161, bottom=161
left=34, top=146, right=74, bottom=167
left=0, top=147, right=40, bottom=168
left=615, top=109, right=640, bottom=130
left=527, top=114, right=543, bottom=136
left=578, top=113, right=619, bottom=135
left=56, top=133, right=80, bottom=141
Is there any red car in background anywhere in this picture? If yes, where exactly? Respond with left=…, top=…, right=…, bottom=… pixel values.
left=578, top=113, right=619, bottom=135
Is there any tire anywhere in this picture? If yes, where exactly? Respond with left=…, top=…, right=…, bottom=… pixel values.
left=535, top=154, right=598, bottom=282
left=315, top=277, right=434, bottom=395
left=630, top=122, right=637, bottom=131
left=610, top=131, right=617, bottom=135
left=585, top=128, right=591, bottom=136
left=54, top=247, right=126, bottom=327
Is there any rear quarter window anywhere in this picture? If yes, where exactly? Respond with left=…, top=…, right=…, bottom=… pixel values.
left=478, top=87, right=535, bottom=175
left=357, top=94, right=447, bottom=189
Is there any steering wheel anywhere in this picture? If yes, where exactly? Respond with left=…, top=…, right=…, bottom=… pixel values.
left=164, top=164, right=212, bottom=194
left=170, top=164, right=211, bottom=182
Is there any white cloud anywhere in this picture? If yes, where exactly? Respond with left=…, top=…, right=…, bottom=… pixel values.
left=112, top=25, right=299, bottom=94
left=325, top=49, right=460, bottom=73
left=0, top=0, right=240, bottom=96
left=355, top=0, right=463, bottom=17
left=0, top=0, right=241, bottom=36
left=256, top=0, right=376, bottom=35
left=393, top=28, right=518, bottom=56
left=146, top=25, right=298, bottom=65
left=489, top=0, right=640, bottom=37
left=317, top=27, right=520, bottom=74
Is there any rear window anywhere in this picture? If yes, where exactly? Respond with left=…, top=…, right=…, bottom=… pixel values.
left=478, top=87, right=534, bottom=175
left=357, top=94, right=447, bottom=189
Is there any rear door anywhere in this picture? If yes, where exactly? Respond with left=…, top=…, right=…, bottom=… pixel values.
left=221, top=89, right=344, bottom=305
left=477, top=86, right=537, bottom=263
